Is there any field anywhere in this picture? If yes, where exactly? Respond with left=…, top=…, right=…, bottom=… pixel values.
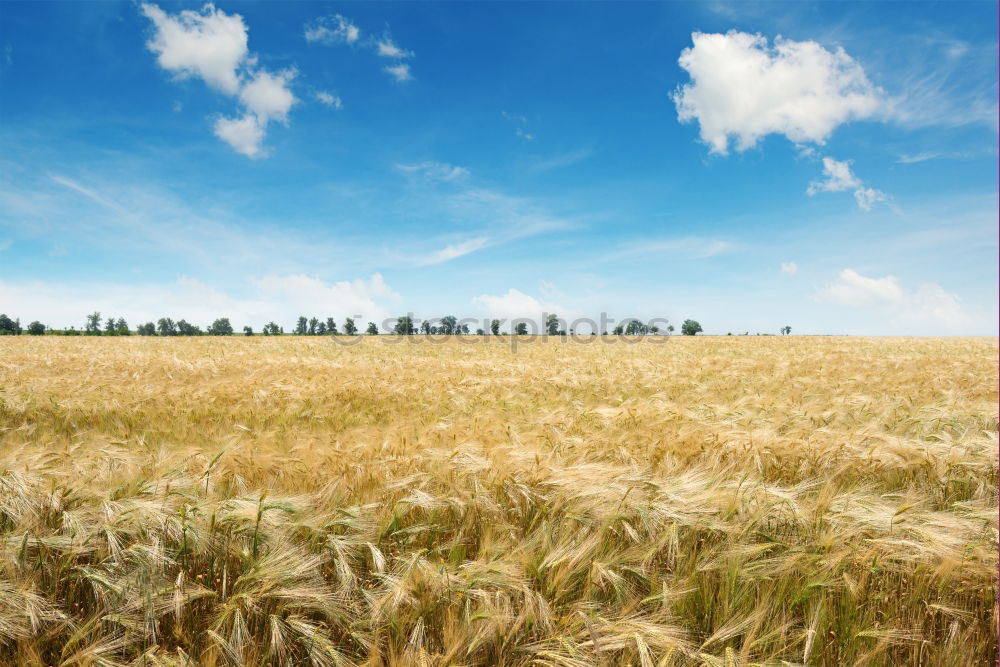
left=0, top=335, right=996, bottom=666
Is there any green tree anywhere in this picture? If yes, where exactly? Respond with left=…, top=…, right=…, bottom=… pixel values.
left=781, top=326, right=792, bottom=335
left=625, top=319, right=648, bottom=335
left=209, top=318, right=233, bottom=335
left=177, top=320, right=201, bottom=336
left=295, top=316, right=308, bottom=335
left=308, top=317, right=319, bottom=335
left=394, top=316, right=415, bottom=335
left=420, top=321, right=431, bottom=335
left=115, top=318, right=129, bottom=335
left=515, top=322, right=528, bottom=335
left=243, top=326, right=253, bottom=336
left=104, top=318, right=117, bottom=336
left=85, top=312, right=102, bottom=336
left=344, top=318, right=358, bottom=336
left=439, top=315, right=457, bottom=335
left=316, top=321, right=327, bottom=335
left=667, top=324, right=675, bottom=334
left=366, top=322, right=378, bottom=335
left=27, top=321, right=45, bottom=335
left=476, top=328, right=484, bottom=335
left=681, top=319, right=703, bottom=336
left=0, top=314, right=20, bottom=335
left=326, top=318, right=338, bottom=335
left=490, top=319, right=500, bottom=335
left=545, top=314, right=559, bottom=336
left=263, top=321, right=280, bottom=336
left=137, top=322, right=156, bottom=336
left=157, top=318, right=177, bottom=336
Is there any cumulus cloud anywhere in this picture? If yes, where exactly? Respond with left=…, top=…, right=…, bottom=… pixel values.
left=471, top=288, right=565, bottom=330
left=807, top=157, right=887, bottom=211
left=819, top=268, right=974, bottom=332
left=213, top=114, right=265, bottom=158
left=253, top=273, right=398, bottom=322
left=141, top=3, right=248, bottom=95
left=822, top=269, right=905, bottom=308
left=315, top=91, right=343, bottom=109
left=238, top=69, right=296, bottom=123
left=141, top=3, right=296, bottom=157
left=673, top=31, right=883, bottom=154
left=383, top=63, right=412, bottom=83
left=780, top=261, right=798, bottom=275
left=0, top=273, right=399, bottom=330
left=303, top=14, right=359, bottom=45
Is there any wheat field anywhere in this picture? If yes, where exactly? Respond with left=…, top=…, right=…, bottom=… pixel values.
left=0, top=335, right=996, bottom=666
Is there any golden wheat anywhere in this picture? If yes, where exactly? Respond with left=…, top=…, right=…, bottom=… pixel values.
left=0, top=335, right=996, bottom=666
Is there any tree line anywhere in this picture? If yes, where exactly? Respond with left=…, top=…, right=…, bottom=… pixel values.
left=0, top=312, right=729, bottom=337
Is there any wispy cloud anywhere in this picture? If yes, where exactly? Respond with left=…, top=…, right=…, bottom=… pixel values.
left=417, top=237, right=491, bottom=266
left=529, top=149, right=593, bottom=172
left=384, top=63, right=412, bottom=83
left=304, top=14, right=360, bottom=45
left=375, top=36, right=413, bottom=59
left=503, top=110, right=535, bottom=140
left=315, top=90, right=343, bottom=109
left=304, top=14, right=415, bottom=82
left=396, top=161, right=469, bottom=182
left=49, top=174, right=129, bottom=215
left=612, top=236, right=735, bottom=261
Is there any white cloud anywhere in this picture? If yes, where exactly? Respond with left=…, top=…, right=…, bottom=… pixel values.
left=780, top=261, right=798, bottom=275
left=819, top=268, right=975, bottom=332
left=673, top=31, right=883, bottom=154
left=807, top=157, right=887, bottom=211
left=140, top=2, right=248, bottom=95
left=0, top=273, right=399, bottom=330
left=853, top=187, right=887, bottom=212
left=514, top=127, right=534, bottom=141
left=806, top=157, right=860, bottom=194
left=375, top=37, right=413, bottom=59
left=238, top=69, right=296, bottom=123
left=417, top=237, right=491, bottom=266
left=396, top=161, right=469, bottom=182
left=315, top=91, right=343, bottom=109
left=383, top=63, right=412, bottom=82
left=49, top=174, right=129, bottom=215
left=471, top=288, right=565, bottom=329
left=529, top=149, right=594, bottom=173
left=303, top=14, right=360, bottom=45
left=253, top=273, right=398, bottom=322
left=213, top=114, right=265, bottom=158
left=141, top=3, right=296, bottom=158
left=614, top=236, right=734, bottom=260
left=822, top=269, right=905, bottom=308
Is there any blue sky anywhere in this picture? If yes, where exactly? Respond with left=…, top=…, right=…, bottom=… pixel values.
left=0, top=1, right=996, bottom=334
